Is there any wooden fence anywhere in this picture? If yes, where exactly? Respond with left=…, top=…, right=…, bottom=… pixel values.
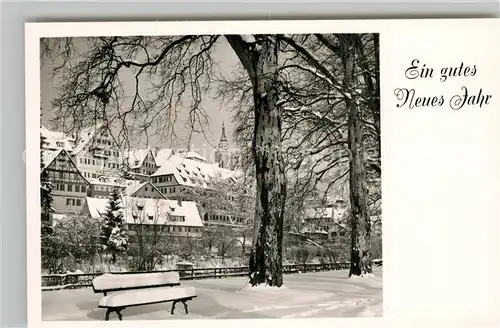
left=41, top=262, right=351, bottom=291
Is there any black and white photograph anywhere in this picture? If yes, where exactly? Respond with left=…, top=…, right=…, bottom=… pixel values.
left=38, top=30, right=382, bottom=320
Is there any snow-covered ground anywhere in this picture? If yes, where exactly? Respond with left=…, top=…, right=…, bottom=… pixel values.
left=42, top=267, right=382, bottom=320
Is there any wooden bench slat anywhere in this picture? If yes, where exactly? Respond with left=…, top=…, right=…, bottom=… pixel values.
left=98, top=286, right=197, bottom=308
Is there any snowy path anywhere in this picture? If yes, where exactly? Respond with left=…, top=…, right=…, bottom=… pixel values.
left=42, top=268, right=382, bottom=320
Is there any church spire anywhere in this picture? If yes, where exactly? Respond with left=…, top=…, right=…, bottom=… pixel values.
left=220, top=122, right=228, bottom=143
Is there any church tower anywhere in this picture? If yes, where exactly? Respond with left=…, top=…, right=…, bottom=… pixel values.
left=216, top=122, right=230, bottom=168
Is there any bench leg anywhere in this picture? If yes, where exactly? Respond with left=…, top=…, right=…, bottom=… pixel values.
left=170, top=301, right=177, bottom=315
left=105, top=309, right=111, bottom=321
left=181, top=300, right=188, bottom=314
left=115, top=308, right=123, bottom=321
left=104, top=308, right=123, bottom=321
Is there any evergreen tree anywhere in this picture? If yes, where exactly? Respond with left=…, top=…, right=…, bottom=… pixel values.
left=99, top=188, right=128, bottom=264
left=40, top=133, right=54, bottom=221
left=119, top=162, right=135, bottom=180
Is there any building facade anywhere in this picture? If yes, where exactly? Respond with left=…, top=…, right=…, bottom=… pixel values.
left=124, top=149, right=159, bottom=182
left=71, top=124, right=122, bottom=179
left=42, top=149, right=90, bottom=214
left=41, top=125, right=76, bottom=152
left=87, top=176, right=127, bottom=199
left=150, top=153, right=251, bottom=229
left=82, top=196, right=204, bottom=238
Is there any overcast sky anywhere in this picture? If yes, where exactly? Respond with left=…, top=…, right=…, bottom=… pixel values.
left=40, top=37, right=242, bottom=156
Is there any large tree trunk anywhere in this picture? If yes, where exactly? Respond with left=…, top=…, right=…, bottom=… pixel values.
left=339, top=35, right=372, bottom=277
left=226, top=35, right=286, bottom=287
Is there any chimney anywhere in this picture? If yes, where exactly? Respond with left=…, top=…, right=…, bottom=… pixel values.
left=154, top=147, right=159, bottom=156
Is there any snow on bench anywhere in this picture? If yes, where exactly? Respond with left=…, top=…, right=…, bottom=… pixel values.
left=91, top=272, right=196, bottom=320
left=92, top=272, right=181, bottom=295
left=99, top=285, right=197, bottom=308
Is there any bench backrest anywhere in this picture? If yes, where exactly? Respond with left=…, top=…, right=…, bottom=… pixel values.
left=92, top=271, right=180, bottom=293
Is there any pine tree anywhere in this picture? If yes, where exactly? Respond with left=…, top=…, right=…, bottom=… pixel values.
left=99, top=188, right=128, bottom=264
left=119, top=162, right=135, bottom=180
left=40, top=133, right=54, bottom=221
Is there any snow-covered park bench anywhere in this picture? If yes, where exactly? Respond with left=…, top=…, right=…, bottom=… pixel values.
left=92, top=272, right=197, bottom=320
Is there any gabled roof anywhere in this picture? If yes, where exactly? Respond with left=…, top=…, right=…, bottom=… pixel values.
left=42, top=149, right=90, bottom=184
left=42, top=149, right=63, bottom=168
left=176, top=150, right=208, bottom=163
left=124, top=180, right=167, bottom=199
left=84, top=196, right=204, bottom=227
left=84, top=197, right=110, bottom=219
left=153, top=148, right=174, bottom=167
left=40, top=125, right=75, bottom=151
left=72, top=123, right=105, bottom=155
left=151, top=154, right=239, bottom=188
left=125, top=149, right=154, bottom=169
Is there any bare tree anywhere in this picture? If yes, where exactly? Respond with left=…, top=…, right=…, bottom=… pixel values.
left=42, top=32, right=380, bottom=282
left=125, top=198, right=175, bottom=271
left=41, top=215, right=102, bottom=274
left=218, top=33, right=380, bottom=276
left=182, top=170, right=255, bottom=262
left=43, top=34, right=287, bottom=286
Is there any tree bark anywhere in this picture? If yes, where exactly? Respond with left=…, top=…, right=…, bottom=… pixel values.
left=339, top=35, right=372, bottom=277
left=226, top=35, right=286, bottom=287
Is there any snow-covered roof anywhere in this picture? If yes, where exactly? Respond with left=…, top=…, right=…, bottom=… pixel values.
left=304, top=202, right=348, bottom=222
left=84, top=197, right=110, bottom=219
left=122, top=196, right=203, bottom=227
left=84, top=196, right=203, bottom=227
left=124, top=180, right=165, bottom=198
left=151, top=154, right=239, bottom=188
left=41, top=149, right=90, bottom=184
left=41, top=125, right=75, bottom=151
left=42, top=149, right=63, bottom=168
left=124, top=180, right=144, bottom=196
left=125, top=149, right=154, bottom=169
left=154, top=148, right=174, bottom=167
left=176, top=150, right=208, bottom=163
left=300, top=225, right=329, bottom=235
left=87, top=176, right=127, bottom=187
left=72, top=123, right=105, bottom=155
left=305, top=207, right=334, bottom=219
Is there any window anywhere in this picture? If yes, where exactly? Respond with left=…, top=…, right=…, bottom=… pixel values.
left=148, top=215, right=153, bottom=221
left=76, top=199, right=81, bottom=206
left=60, top=184, right=65, bottom=191
left=81, top=185, right=86, bottom=193
left=56, top=142, right=64, bottom=148
left=145, top=187, right=148, bottom=192
left=340, top=231, right=346, bottom=237
left=67, top=184, right=73, bottom=192
left=66, top=198, right=71, bottom=206
left=75, top=185, right=80, bottom=193
left=93, top=160, right=95, bottom=165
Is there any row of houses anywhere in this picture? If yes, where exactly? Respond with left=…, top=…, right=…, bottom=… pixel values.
left=41, top=123, right=381, bottom=242
left=40, top=123, right=249, bottom=237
